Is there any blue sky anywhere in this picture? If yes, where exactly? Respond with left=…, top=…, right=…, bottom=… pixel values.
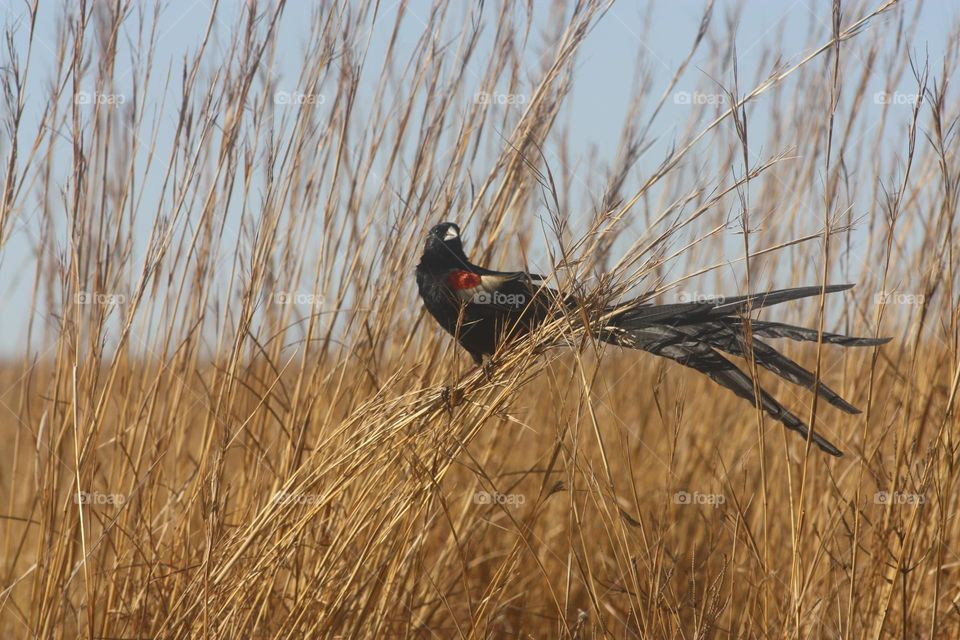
left=0, top=0, right=951, bottom=356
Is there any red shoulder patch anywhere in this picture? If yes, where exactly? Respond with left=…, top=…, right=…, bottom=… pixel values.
left=446, top=270, right=482, bottom=290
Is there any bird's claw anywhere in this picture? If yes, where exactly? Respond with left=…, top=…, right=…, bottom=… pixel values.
left=440, top=385, right=465, bottom=409
left=481, top=360, right=494, bottom=381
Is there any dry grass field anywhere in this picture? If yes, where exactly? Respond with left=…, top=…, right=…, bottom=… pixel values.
left=0, top=0, right=958, bottom=637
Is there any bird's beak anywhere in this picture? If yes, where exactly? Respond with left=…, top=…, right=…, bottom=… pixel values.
left=443, top=227, right=459, bottom=241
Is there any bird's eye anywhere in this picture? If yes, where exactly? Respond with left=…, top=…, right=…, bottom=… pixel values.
left=443, top=226, right=459, bottom=241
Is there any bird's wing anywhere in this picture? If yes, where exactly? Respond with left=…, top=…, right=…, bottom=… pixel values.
left=444, top=268, right=547, bottom=312
left=473, top=265, right=546, bottom=281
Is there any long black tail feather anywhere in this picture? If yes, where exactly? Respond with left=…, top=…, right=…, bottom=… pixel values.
left=735, top=319, right=890, bottom=346
left=601, top=284, right=885, bottom=456
left=608, top=322, right=844, bottom=456
left=674, top=321, right=861, bottom=414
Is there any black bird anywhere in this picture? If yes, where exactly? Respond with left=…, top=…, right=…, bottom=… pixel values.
left=415, top=221, right=889, bottom=457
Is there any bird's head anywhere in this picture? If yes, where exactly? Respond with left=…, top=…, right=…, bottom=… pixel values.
left=422, top=222, right=468, bottom=265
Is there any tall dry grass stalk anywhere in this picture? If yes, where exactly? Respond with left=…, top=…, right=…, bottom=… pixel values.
left=0, top=0, right=957, bottom=637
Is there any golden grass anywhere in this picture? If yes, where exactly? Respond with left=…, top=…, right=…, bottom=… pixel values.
left=0, top=0, right=957, bottom=637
